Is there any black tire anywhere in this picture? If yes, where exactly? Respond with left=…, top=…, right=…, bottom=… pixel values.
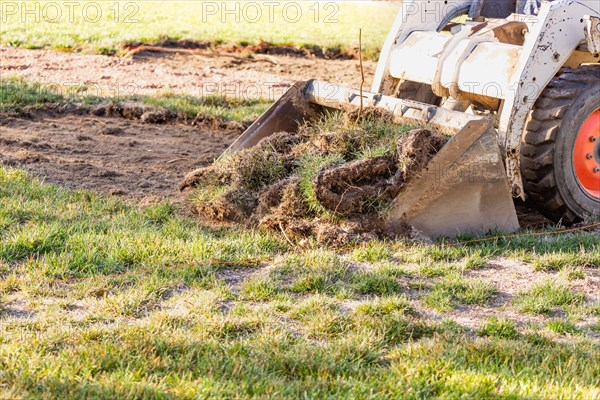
left=521, top=66, right=600, bottom=224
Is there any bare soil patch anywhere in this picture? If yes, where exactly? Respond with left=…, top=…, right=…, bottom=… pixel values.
left=135, top=38, right=361, bottom=60
left=0, top=111, right=240, bottom=203
left=420, top=258, right=600, bottom=333
left=0, top=47, right=376, bottom=204
left=1, top=46, right=376, bottom=98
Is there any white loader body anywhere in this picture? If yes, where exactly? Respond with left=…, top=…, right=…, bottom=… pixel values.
left=374, top=0, right=600, bottom=196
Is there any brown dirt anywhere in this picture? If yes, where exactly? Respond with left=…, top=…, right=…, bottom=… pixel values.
left=424, top=258, right=600, bottom=333
left=0, top=46, right=375, bottom=205
left=145, top=38, right=360, bottom=60
left=0, top=111, right=241, bottom=203
left=1, top=46, right=376, bottom=98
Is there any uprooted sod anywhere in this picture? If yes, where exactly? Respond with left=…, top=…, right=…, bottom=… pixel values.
left=180, top=110, right=447, bottom=245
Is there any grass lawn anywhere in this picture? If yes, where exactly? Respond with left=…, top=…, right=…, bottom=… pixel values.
left=1, top=4, right=599, bottom=396
left=0, top=165, right=599, bottom=399
left=0, top=1, right=400, bottom=59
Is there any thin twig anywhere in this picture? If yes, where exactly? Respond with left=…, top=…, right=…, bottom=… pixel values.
left=278, top=223, right=296, bottom=248
left=166, top=158, right=189, bottom=164
left=356, top=28, right=365, bottom=124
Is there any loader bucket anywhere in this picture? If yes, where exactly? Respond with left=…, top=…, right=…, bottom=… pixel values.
left=383, top=119, right=520, bottom=238
left=222, top=80, right=519, bottom=238
left=221, top=81, right=311, bottom=158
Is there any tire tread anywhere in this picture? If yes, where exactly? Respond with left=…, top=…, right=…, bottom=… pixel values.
left=520, top=66, right=599, bottom=223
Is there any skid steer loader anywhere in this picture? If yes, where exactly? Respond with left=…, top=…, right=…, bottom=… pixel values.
left=222, top=0, right=600, bottom=238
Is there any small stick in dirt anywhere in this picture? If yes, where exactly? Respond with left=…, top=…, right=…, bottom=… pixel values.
left=166, top=158, right=189, bottom=164
left=356, top=28, right=365, bottom=124
left=253, top=54, right=280, bottom=65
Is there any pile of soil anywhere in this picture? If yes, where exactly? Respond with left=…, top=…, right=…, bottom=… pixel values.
left=87, top=102, right=244, bottom=131
left=134, top=38, right=357, bottom=60
left=180, top=110, right=448, bottom=245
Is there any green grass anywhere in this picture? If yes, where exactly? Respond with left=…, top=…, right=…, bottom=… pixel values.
left=351, top=267, right=403, bottom=296
left=423, top=275, right=498, bottom=312
left=2, top=2, right=599, bottom=393
left=0, top=79, right=64, bottom=109
left=1, top=165, right=600, bottom=399
left=137, top=92, right=270, bottom=125
left=515, top=280, right=586, bottom=315
left=0, top=78, right=270, bottom=125
left=240, top=275, right=279, bottom=301
left=274, top=250, right=350, bottom=296
left=546, top=319, right=580, bottom=335
left=352, top=243, right=394, bottom=263
left=477, top=317, right=519, bottom=339
left=531, top=250, right=600, bottom=271
left=0, top=167, right=287, bottom=288
left=0, top=1, right=400, bottom=60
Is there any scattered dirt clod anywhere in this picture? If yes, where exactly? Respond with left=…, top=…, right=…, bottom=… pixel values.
left=121, top=103, right=146, bottom=119
left=100, top=126, right=125, bottom=136
left=141, top=109, right=177, bottom=124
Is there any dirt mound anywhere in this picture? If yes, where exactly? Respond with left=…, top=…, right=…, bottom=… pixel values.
left=90, top=103, right=177, bottom=124
left=87, top=101, right=246, bottom=131
left=181, top=110, right=448, bottom=245
left=125, top=38, right=355, bottom=60
left=315, top=156, right=397, bottom=215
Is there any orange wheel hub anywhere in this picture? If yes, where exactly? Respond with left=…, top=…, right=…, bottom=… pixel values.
left=573, top=108, right=600, bottom=199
